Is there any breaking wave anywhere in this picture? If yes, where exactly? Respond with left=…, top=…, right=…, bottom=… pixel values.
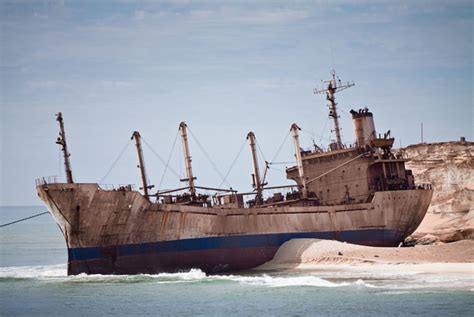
left=0, top=264, right=67, bottom=278
left=205, top=274, right=351, bottom=288
left=0, top=264, right=377, bottom=288
left=0, top=265, right=471, bottom=291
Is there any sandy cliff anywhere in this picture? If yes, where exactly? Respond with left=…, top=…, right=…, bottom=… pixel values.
left=401, top=141, right=474, bottom=242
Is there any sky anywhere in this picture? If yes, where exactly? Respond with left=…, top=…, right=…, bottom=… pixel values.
left=1, top=0, right=472, bottom=206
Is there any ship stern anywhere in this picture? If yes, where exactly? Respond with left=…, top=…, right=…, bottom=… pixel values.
left=372, top=188, right=433, bottom=245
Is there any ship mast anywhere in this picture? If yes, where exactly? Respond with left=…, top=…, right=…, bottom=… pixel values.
left=290, top=124, right=307, bottom=198
left=314, top=70, right=355, bottom=150
left=55, top=112, right=74, bottom=184
left=131, top=131, right=149, bottom=200
left=179, top=122, right=196, bottom=197
left=247, top=132, right=263, bottom=205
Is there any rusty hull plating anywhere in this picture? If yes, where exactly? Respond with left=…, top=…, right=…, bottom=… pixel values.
left=37, top=182, right=432, bottom=275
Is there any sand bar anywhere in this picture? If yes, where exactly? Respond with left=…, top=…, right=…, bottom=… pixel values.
left=255, top=239, right=474, bottom=275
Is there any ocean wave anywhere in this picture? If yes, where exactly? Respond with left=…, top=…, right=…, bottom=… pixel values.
left=0, top=265, right=378, bottom=289
left=209, top=274, right=350, bottom=288
left=354, top=279, right=377, bottom=288
left=0, top=264, right=67, bottom=278
left=1, top=265, right=470, bottom=291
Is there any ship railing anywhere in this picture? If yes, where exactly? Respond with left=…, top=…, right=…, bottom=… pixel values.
left=303, top=141, right=360, bottom=156
left=99, top=184, right=115, bottom=190
left=261, top=185, right=300, bottom=200
left=98, top=184, right=136, bottom=191
left=236, top=185, right=301, bottom=207
left=417, top=183, right=433, bottom=190
left=155, top=186, right=231, bottom=206
left=35, top=176, right=59, bottom=186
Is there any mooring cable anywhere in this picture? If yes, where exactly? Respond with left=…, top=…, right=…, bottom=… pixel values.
left=0, top=211, right=49, bottom=228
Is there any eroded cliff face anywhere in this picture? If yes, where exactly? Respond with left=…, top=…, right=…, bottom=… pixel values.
left=403, top=141, right=474, bottom=214
left=400, top=141, right=474, bottom=242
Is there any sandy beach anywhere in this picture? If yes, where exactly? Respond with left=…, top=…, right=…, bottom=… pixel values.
left=255, top=239, right=474, bottom=275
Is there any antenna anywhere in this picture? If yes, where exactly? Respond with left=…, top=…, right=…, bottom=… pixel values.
left=421, top=122, right=424, bottom=143
left=314, top=70, right=355, bottom=150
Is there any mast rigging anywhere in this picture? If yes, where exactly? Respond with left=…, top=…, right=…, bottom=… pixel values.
left=314, top=70, right=355, bottom=150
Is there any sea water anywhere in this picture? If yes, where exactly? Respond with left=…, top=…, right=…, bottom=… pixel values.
left=1, top=206, right=473, bottom=316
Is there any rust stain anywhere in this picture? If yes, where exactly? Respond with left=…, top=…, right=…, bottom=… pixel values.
left=159, top=211, right=169, bottom=241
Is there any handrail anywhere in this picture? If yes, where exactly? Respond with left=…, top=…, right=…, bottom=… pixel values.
left=35, top=176, right=59, bottom=186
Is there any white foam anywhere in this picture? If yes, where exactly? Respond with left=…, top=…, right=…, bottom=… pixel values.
left=148, top=271, right=352, bottom=288
left=52, top=268, right=208, bottom=284
left=0, top=264, right=67, bottom=278
left=0, top=265, right=360, bottom=288
left=354, top=279, right=377, bottom=288
left=2, top=265, right=470, bottom=290
left=210, top=274, right=348, bottom=288
left=152, top=268, right=207, bottom=280
left=381, top=274, right=474, bottom=291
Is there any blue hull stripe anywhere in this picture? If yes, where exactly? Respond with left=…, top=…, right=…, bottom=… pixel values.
left=68, top=229, right=399, bottom=262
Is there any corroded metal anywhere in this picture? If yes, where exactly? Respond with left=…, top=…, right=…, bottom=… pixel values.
left=247, top=131, right=263, bottom=205
left=55, top=112, right=73, bottom=184
left=179, top=122, right=196, bottom=197
left=132, top=131, right=149, bottom=200
left=290, top=123, right=307, bottom=198
left=37, top=183, right=432, bottom=274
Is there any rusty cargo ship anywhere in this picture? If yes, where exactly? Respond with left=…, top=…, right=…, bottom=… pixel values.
left=36, top=71, right=432, bottom=275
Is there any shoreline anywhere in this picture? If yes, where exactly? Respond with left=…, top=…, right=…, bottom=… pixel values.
left=254, top=239, right=474, bottom=275
left=255, top=262, right=474, bottom=275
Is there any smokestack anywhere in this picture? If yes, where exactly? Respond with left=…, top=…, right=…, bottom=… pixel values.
left=350, top=108, right=376, bottom=147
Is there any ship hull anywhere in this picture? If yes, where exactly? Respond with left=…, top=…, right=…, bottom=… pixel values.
left=37, top=183, right=432, bottom=275
left=67, top=229, right=400, bottom=275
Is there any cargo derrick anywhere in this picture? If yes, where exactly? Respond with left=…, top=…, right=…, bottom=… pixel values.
left=246, top=132, right=264, bottom=206
left=132, top=131, right=153, bottom=200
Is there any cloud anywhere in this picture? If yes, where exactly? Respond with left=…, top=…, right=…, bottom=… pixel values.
left=234, top=9, right=310, bottom=25
left=187, top=8, right=311, bottom=25
left=26, top=80, right=72, bottom=90
left=134, top=10, right=145, bottom=21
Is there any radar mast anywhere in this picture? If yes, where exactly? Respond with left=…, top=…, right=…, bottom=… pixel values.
left=314, top=70, right=355, bottom=150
